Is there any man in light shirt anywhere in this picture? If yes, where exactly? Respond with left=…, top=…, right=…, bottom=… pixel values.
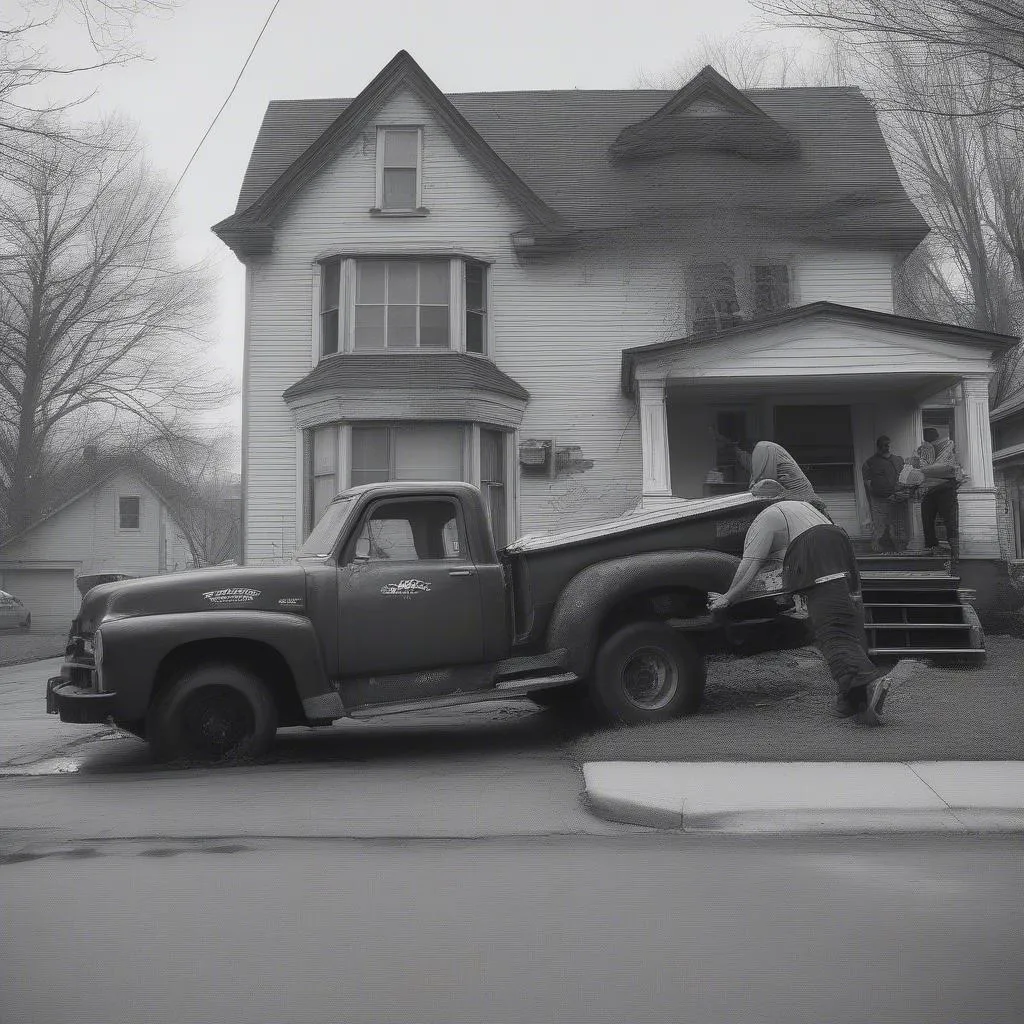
left=708, top=479, right=894, bottom=724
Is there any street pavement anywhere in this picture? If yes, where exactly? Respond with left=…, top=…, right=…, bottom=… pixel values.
left=3, top=834, right=1023, bottom=1024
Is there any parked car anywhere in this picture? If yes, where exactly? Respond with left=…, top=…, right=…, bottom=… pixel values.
left=0, top=590, right=31, bottom=632
left=46, top=481, right=810, bottom=762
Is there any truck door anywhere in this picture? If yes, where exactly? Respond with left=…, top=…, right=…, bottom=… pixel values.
left=336, top=495, right=484, bottom=677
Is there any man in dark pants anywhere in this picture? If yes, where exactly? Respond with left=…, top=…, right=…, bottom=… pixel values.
left=861, top=435, right=908, bottom=553
left=708, top=479, right=896, bottom=723
left=914, top=427, right=963, bottom=572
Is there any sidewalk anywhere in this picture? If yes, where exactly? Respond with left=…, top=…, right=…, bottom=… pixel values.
left=582, top=760, right=1024, bottom=833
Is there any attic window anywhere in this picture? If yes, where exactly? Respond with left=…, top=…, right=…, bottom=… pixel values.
left=376, top=128, right=422, bottom=212
left=690, top=263, right=741, bottom=334
left=118, top=495, right=140, bottom=530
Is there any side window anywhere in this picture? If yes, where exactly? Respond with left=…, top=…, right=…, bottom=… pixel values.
left=350, top=499, right=464, bottom=563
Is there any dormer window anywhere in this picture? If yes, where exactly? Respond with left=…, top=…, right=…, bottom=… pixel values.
left=377, top=127, right=421, bottom=212
left=690, top=262, right=742, bottom=335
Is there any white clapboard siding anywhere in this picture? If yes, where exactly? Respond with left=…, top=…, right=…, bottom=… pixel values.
left=958, top=489, right=1000, bottom=557
left=243, top=87, right=907, bottom=555
left=1, top=471, right=165, bottom=577
left=795, top=249, right=896, bottom=313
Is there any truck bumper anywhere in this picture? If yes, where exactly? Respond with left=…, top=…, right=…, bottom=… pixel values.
left=46, top=676, right=116, bottom=724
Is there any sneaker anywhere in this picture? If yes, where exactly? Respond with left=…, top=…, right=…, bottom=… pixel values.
left=855, top=675, right=891, bottom=726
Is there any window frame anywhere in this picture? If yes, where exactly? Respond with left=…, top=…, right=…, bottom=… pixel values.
left=374, top=126, right=423, bottom=213
left=350, top=422, right=467, bottom=489
left=315, top=256, right=491, bottom=358
left=340, top=495, right=468, bottom=567
left=687, top=257, right=795, bottom=333
left=117, top=494, right=141, bottom=532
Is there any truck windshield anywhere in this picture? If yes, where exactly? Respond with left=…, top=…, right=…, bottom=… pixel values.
left=294, top=497, right=356, bottom=559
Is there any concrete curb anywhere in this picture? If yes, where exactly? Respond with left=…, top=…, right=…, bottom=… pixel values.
left=582, top=761, right=1024, bottom=834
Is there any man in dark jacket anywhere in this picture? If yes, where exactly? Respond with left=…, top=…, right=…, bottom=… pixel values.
left=861, top=436, right=908, bottom=553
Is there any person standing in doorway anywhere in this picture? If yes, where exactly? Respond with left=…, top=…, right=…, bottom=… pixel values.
left=708, top=479, right=897, bottom=724
left=913, top=428, right=966, bottom=572
left=861, top=436, right=908, bottom=553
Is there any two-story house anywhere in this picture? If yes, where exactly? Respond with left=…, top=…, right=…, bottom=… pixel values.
left=214, top=50, right=1014, bottom=587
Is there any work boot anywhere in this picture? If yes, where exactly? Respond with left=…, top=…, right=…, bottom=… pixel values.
left=945, top=539, right=960, bottom=576
left=835, top=685, right=867, bottom=718
left=855, top=675, right=891, bottom=726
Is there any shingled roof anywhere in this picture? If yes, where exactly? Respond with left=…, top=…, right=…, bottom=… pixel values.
left=283, top=352, right=530, bottom=403
left=222, top=53, right=928, bottom=253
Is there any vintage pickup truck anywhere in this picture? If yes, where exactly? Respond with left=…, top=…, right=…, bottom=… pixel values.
left=47, top=481, right=811, bottom=761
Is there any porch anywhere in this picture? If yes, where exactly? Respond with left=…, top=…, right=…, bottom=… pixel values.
left=621, top=303, right=1010, bottom=559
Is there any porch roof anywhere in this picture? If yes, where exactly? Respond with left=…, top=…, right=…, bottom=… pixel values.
left=621, top=301, right=1018, bottom=395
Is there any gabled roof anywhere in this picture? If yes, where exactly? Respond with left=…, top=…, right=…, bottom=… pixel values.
left=0, top=453, right=182, bottom=552
left=283, top=352, right=529, bottom=403
left=214, top=51, right=571, bottom=258
left=620, top=301, right=1019, bottom=393
left=220, top=55, right=930, bottom=255
left=610, top=65, right=799, bottom=160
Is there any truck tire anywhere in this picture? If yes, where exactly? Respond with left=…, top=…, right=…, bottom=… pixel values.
left=589, top=621, right=706, bottom=725
left=146, top=662, right=278, bottom=764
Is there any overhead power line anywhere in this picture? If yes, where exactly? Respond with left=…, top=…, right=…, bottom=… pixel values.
left=159, top=0, right=284, bottom=220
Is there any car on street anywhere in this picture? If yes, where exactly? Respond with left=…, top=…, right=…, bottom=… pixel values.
left=0, top=589, right=31, bottom=632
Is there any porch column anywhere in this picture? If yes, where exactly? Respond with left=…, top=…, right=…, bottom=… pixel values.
left=638, top=380, right=672, bottom=497
left=960, top=375, right=995, bottom=488
left=958, top=374, right=1000, bottom=557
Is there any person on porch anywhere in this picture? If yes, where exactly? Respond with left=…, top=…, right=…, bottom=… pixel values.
left=712, top=434, right=830, bottom=514
left=861, top=435, right=909, bottom=554
left=707, top=478, right=896, bottom=725
left=912, top=427, right=967, bottom=571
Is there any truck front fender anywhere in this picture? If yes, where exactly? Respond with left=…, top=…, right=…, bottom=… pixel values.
left=546, top=549, right=741, bottom=677
left=99, top=611, right=333, bottom=722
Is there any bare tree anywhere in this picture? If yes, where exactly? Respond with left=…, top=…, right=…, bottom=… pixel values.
left=1, top=0, right=177, bottom=166
left=636, top=30, right=849, bottom=90
left=752, top=0, right=1024, bottom=117
left=0, top=118, right=231, bottom=534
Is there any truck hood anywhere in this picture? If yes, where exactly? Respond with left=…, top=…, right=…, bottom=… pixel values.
left=76, top=565, right=309, bottom=635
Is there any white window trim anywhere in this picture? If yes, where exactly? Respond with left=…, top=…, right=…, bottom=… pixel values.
left=374, top=126, right=423, bottom=213
left=346, top=422, right=468, bottom=489
left=117, top=493, right=142, bottom=532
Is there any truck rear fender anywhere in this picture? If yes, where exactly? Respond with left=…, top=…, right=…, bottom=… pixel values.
left=546, top=550, right=741, bottom=676
left=99, top=611, right=334, bottom=723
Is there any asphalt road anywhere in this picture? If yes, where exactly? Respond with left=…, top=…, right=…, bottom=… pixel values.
left=3, top=834, right=1022, bottom=1024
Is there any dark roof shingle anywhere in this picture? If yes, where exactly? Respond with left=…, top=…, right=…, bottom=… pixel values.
left=233, top=84, right=927, bottom=246
left=282, top=352, right=530, bottom=402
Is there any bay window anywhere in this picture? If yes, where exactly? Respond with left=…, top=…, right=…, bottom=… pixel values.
left=310, top=425, right=339, bottom=527
left=351, top=424, right=463, bottom=486
left=480, top=428, right=507, bottom=548
left=317, top=257, right=490, bottom=357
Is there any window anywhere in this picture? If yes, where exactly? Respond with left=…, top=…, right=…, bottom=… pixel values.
left=773, top=405, right=854, bottom=491
left=752, top=263, right=790, bottom=317
left=309, top=425, right=339, bottom=531
left=354, top=260, right=450, bottom=351
left=350, top=499, right=463, bottom=563
left=320, top=257, right=341, bottom=355
left=378, top=128, right=420, bottom=211
left=351, top=424, right=464, bottom=487
left=713, top=410, right=751, bottom=487
left=118, top=496, right=140, bottom=530
left=480, top=429, right=507, bottom=548
left=466, top=262, right=487, bottom=354
left=690, top=263, right=742, bottom=334
left=688, top=259, right=793, bottom=333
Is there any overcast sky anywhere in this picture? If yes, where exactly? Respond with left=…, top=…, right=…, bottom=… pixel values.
left=32, top=0, right=813, bottom=450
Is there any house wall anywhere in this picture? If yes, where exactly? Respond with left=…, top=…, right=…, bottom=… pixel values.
left=242, top=86, right=905, bottom=558
left=1, top=472, right=166, bottom=577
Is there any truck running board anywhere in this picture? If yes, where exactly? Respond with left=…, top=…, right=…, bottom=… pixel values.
left=347, top=672, right=580, bottom=719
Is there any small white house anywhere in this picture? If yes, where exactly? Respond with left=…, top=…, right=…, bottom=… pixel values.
left=0, top=464, right=191, bottom=631
left=213, top=51, right=1014, bottom=570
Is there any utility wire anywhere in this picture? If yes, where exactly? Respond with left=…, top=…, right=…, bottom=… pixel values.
left=159, top=0, right=284, bottom=220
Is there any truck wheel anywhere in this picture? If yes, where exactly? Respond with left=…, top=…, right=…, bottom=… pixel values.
left=146, top=662, right=277, bottom=764
left=590, top=621, right=706, bottom=725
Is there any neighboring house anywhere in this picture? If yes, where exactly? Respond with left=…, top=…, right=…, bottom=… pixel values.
left=213, top=51, right=1014, bottom=576
left=991, top=391, right=1024, bottom=563
left=0, top=452, right=192, bottom=631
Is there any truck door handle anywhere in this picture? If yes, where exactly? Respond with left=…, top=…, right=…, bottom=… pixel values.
left=449, top=569, right=474, bottom=577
